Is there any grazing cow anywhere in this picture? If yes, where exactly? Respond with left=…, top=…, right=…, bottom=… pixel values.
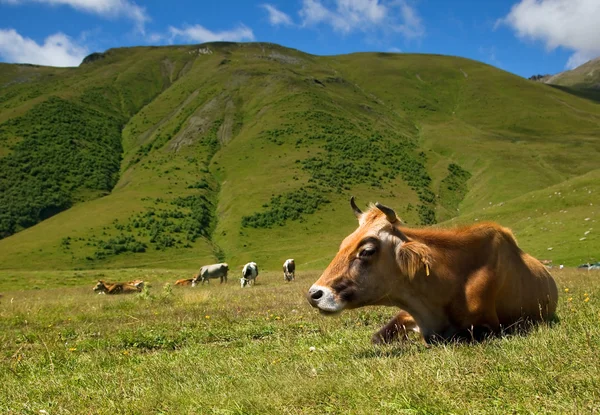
left=175, top=278, right=197, bottom=287
left=93, top=280, right=142, bottom=295
left=307, top=197, right=558, bottom=344
left=241, top=262, right=259, bottom=287
left=283, top=259, right=295, bottom=282
left=193, top=263, right=229, bottom=284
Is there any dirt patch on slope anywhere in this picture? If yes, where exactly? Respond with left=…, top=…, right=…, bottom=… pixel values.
left=168, top=96, right=221, bottom=152
left=218, top=99, right=237, bottom=146
left=137, top=90, right=199, bottom=147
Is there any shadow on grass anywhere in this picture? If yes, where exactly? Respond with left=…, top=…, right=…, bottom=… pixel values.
left=355, top=344, right=420, bottom=359
left=356, top=316, right=560, bottom=358
left=548, top=85, right=600, bottom=104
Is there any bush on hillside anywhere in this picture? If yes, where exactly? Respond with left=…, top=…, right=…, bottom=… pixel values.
left=249, top=111, right=437, bottom=226
left=241, top=187, right=330, bottom=228
left=0, top=97, right=123, bottom=239
left=439, top=163, right=472, bottom=212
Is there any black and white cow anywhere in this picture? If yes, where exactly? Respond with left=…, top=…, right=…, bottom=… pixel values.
left=283, top=258, right=295, bottom=282
left=241, top=262, right=259, bottom=287
left=193, top=263, right=229, bottom=284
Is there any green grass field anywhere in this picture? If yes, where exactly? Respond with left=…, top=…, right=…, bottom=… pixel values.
left=1, top=268, right=599, bottom=414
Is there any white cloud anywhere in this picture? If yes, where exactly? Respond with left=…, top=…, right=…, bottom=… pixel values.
left=2, top=0, right=149, bottom=32
left=299, top=0, right=424, bottom=38
left=387, top=47, right=401, bottom=53
left=566, top=50, right=595, bottom=70
left=261, top=4, right=293, bottom=26
left=0, top=28, right=88, bottom=66
left=498, top=0, right=600, bottom=69
left=168, top=24, right=255, bottom=43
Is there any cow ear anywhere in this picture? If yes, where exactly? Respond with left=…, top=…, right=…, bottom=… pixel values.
left=396, top=242, right=432, bottom=279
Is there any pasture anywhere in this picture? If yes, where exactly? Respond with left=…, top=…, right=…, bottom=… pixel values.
left=1, top=268, right=599, bottom=414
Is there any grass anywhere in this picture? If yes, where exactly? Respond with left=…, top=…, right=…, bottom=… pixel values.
left=1, top=268, right=599, bottom=413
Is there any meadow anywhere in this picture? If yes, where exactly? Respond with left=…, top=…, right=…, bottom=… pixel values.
left=1, top=267, right=599, bottom=414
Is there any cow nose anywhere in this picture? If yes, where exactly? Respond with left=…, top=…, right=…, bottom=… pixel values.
left=310, top=289, right=324, bottom=300
left=307, top=286, right=325, bottom=307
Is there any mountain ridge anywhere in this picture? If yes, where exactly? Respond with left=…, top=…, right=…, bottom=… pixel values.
left=0, top=42, right=599, bottom=269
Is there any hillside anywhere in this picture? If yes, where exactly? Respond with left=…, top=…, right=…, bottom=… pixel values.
left=0, top=42, right=599, bottom=270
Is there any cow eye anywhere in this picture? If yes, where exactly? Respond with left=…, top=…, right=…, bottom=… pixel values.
left=358, top=246, right=376, bottom=258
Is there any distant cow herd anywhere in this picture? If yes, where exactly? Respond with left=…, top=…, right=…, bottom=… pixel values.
left=92, top=258, right=296, bottom=294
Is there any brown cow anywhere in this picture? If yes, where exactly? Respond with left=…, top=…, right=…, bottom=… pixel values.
left=307, top=198, right=558, bottom=344
left=93, top=280, right=142, bottom=295
left=175, top=278, right=197, bottom=287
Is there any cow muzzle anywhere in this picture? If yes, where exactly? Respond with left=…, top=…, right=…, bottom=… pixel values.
left=307, top=285, right=345, bottom=314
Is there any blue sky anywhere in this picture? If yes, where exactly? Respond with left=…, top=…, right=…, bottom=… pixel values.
left=0, top=0, right=599, bottom=77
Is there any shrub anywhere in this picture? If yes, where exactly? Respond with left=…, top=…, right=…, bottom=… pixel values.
left=0, top=97, right=123, bottom=239
left=242, top=187, right=330, bottom=228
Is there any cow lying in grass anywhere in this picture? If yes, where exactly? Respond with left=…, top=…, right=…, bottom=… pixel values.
left=175, top=278, right=197, bottom=287
left=93, top=280, right=144, bottom=295
left=307, top=198, right=558, bottom=344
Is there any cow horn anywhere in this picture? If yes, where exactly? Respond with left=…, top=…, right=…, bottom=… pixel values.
left=350, top=196, right=363, bottom=218
left=375, top=202, right=398, bottom=224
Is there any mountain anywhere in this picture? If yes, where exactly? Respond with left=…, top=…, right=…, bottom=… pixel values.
left=0, top=42, right=599, bottom=270
left=530, top=57, right=600, bottom=103
left=544, top=57, right=600, bottom=90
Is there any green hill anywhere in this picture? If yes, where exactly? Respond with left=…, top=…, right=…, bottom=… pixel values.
left=0, top=42, right=599, bottom=270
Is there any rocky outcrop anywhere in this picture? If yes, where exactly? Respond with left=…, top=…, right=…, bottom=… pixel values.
left=80, top=52, right=106, bottom=66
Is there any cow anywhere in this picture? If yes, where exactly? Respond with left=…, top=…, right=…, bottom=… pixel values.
left=241, top=262, right=259, bottom=287
left=307, top=197, right=558, bottom=344
left=128, top=279, right=145, bottom=290
left=93, top=280, right=142, bottom=295
left=175, top=278, right=197, bottom=287
left=193, top=263, right=229, bottom=284
left=283, top=259, right=295, bottom=282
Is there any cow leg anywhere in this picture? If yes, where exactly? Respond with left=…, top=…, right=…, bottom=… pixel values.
left=372, top=310, right=419, bottom=345
left=469, top=314, right=501, bottom=341
left=455, top=267, right=502, bottom=341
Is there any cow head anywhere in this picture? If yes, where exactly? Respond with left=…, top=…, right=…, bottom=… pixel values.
left=307, top=197, right=432, bottom=314
left=191, top=274, right=201, bottom=286
left=93, top=280, right=108, bottom=293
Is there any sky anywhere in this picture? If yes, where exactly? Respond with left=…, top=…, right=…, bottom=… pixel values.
left=0, top=0, right=599, bottom=78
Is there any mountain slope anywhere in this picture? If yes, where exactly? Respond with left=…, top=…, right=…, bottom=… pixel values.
left=530, top=57, right=600, bottom=103
left=0, top=43, right=599, bottom=270
left=545, top=57, right=600, bottom=90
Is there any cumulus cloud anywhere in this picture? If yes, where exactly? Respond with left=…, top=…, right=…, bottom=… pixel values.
left=2, top=0, right=149, bottom=32
left=0, top=28, right=88, bottom=66
left=168, top=24, right=255, bottom=43
left=299, top=0, right=424, bottom=38
left=498, top=0, right=600, bottom=69
left=261, top=4, right=293, bottom=26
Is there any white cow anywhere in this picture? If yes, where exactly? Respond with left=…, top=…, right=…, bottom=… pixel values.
left=193, top=263, right=229, bottom=284
left=241, top=262, right=259, bottom=287
left=283, top=259, right=295, bottom=282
